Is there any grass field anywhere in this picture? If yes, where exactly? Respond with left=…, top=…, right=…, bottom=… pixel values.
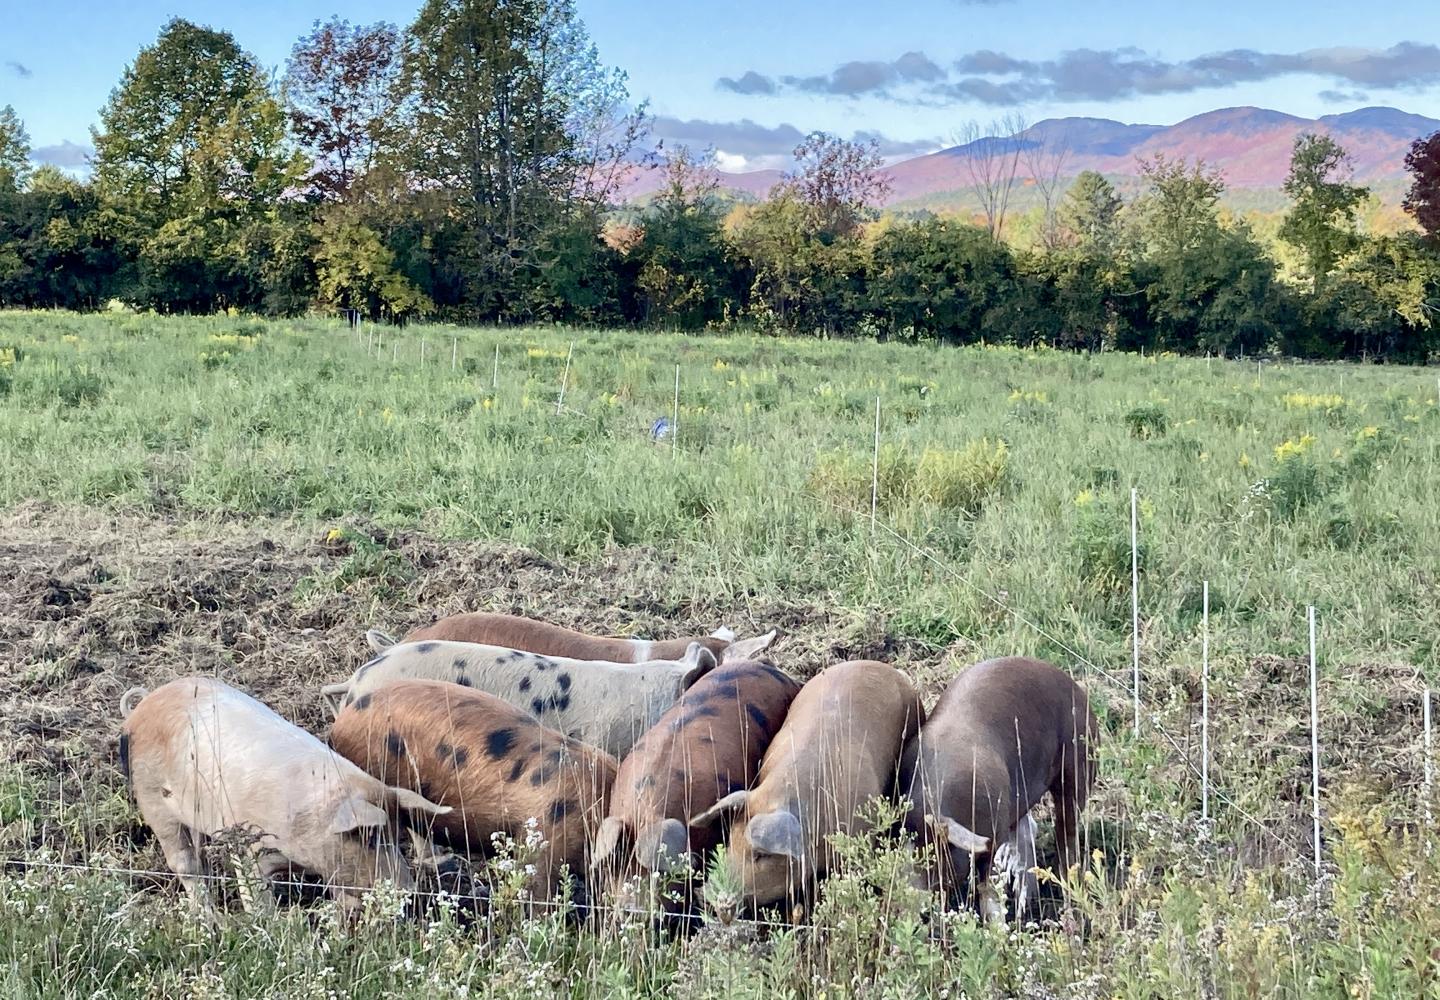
left=1, top=309, right=1439, bottom=997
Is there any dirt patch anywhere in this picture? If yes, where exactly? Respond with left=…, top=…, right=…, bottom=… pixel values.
left=0, top=503, right=940, bottom=862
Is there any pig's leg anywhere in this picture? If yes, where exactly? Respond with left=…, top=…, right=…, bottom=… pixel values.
left=149, top=814, right=215, bottom=917
left=1050, top=745, right=1092, bottom=885
left=971, top=850, right=1005, bottom=925
left=1000, top=815, right=1039, bottom=914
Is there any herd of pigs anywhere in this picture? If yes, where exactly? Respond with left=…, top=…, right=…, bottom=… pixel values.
left=117, top=611, right=1099, bottom=925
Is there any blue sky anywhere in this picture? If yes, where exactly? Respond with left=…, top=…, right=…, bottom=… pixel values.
left=3, top=0, right=1439, bottom=170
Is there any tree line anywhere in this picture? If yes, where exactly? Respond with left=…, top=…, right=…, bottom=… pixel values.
left=1, top=2, right=1438, bottom=361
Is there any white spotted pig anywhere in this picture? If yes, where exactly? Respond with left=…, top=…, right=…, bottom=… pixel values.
left=328, top=679, right=617, bottom=898
left=322, top=634, right=775, bottom=759
left=692, top=660, right=924, bottom=912
left=898, top=656, right=1099, bottom=923
left=119, top=678, right=450, bottom=917
left=591, top=658, right=802, bottom=909
left=365, top=611, right=763, bottom=664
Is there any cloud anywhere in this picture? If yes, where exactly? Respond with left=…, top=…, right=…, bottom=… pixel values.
left=732, top=50, right=944, bottom=98
left=717, top=71, right=777, bottom=95
left=719, top=41, right=1440, bottom=107
left=650, top=115, right=938, bottom=171
left=5, top=60, right=31, bottom=78
left=30, top=140, right=92, bottom=169
left=1318, top=89, right=1370, bottom=104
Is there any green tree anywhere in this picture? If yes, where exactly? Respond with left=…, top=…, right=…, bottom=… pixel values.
left=1060, top=170, right=1122, bottom=251
left=1314, top=234, right=1440, bottom=361
left=396, top=0, right=643, bottom=319
left=866, top=217, right=1015, bottom=343
left=91, top=18, right=309, bottom=312
left=0, top=105, right=30, bottom=192
left=633, top=146, right=736, bottom=328
left=1135, top=154, right=1225, bottom=255
left=1279, top=133, right=1369, bottom=292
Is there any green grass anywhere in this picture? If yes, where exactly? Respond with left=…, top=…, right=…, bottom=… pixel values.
left=2, top=309, right=1439, bottom=997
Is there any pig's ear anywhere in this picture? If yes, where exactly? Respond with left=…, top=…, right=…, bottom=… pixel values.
left=386, top=785, right=452, bottom=817
left=330, top=795, right=389, bottom=834
left=366, top=629, right=398, bottom=652
left=635, top=818, right=688, bottom=873
left=689, top=789, right=748, bottom=828
left=746, top=810, right=804, bottom=860
left=720, top=630, right=778, bottom=664
left=680, top=643, right=719, bottom=688
left=931, top=814, right=990, bottom=854
left=590, top=816, right=629, bottom=870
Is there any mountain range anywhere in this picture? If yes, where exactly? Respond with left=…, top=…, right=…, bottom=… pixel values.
left=626, top=106, right=1439, bottom=207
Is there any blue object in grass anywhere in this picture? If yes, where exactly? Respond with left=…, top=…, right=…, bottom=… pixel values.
left=650, top=416, right=672, bottom=442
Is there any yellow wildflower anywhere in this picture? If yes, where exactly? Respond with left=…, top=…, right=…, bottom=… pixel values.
left=1073, top=489, right=1095, bottom=508
left=1273, top=434, right=1316, bottom=462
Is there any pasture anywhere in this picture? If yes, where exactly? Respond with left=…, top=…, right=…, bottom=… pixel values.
left=1, top=309, right=1438, bottom=997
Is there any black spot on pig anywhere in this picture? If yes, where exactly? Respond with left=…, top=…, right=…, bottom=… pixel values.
left=452, top=656, right=468, bottom=671
left=386, top=732, right=407, bottom=758
left=437, top=742, right=470, bottom=768
left=706, top=683, right=740, bottom=701
left=535, top=658, right=556, bottom=672
left=455, top=675, right=474, bottom=688
left=745, top=704, right=771, bottom=734
left=415, top=642, right=438, bottom=654
left=549, top=798, right=577, bottom=824
left=519, top=676, right=532, bottom=693
left=353, top=693, right=373, bottom=711
left=118, top=733, right=130, bottom=780
left=506, top=758, right=527, bottom=783
left=485, top=729, right=517, bottom=759
left=556, top=673, right=572, bottom=693
left=634, top=774, right=656, bottom=791
left=530, top=749, right=565, bottom=786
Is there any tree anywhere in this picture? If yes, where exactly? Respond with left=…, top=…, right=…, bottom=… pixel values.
left=284, top=18, right=402, bottom=201
left=1404, top=130, right=1440, bottom=243
left=1023, top=126, right=1071, bottom=250
left=777, top=132, right=890, bottom=240
left=633, top=146, right=736, bottom=327
left=0, top=105, right=30, bottom=192
left=954, top=113, right=1027, bottom=240
left=395, top=0, right=645, bottom=319
left=1061, top=170, right=1122, bottom=251
left=91, top=18, right=309, bottom=311
left=0, top=167, right=120, bottom=310
left=867, top=217, right=1016, bottom=343
left=1279, top=133, right=1369, bottom=292
left=1135, top=154, right=1225, bottom=256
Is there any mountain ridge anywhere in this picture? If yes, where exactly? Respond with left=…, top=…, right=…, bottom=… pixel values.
left=627, top=105, right=1439, bottom=205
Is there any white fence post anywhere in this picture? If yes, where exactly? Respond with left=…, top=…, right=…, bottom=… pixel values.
left=870, top=397, right=881, bottom=535
left=1308, top=605, right=1322, bottom=876
left=1201, top=580, right=1210, bottom=822
left=1131, top=487, right=1141, bottom=737
left=672, top=365, right=680, bottom=459
left=556, top=341, right=574, bottom=415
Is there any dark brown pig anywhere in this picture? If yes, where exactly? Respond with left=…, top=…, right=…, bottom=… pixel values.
left=591, top=660, right=802, bottom=908
left=899, top=656, right=1099, bottom=923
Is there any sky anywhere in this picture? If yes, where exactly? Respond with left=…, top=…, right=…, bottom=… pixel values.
left=2, top=0, right=1439, bottom=171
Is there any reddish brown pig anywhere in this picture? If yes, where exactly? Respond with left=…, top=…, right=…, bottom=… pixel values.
left=899, top=656, right=1099, bottom=923
left=366, top=612, right=772, bottom=665
left=591, top=660, right=802, bottom=908
left=329, top=679, right=617, bottom=898
left=693, top=660, right=925, bottom=912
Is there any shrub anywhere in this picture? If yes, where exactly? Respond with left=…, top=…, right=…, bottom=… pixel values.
left=912, top=439, right=1010, bottom=514
left=1124, top=404, right=1168, bottom=439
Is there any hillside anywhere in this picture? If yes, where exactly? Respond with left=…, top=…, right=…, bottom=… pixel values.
left=624, top=105, right=1439, bottom=206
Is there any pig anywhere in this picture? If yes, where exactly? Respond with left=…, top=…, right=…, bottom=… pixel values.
left=328, top=679, right=617, bottom=898
left=321, top=633, right=777, bottom=759
left=119, top=678, right=450, bottom=917
left=691, top=660, right=924, bottom=912
left=590, top=659, right=802, bottom=910
left=898, top=656, right=1099, bottom=923
left=365, top=611, right=762, bottom=665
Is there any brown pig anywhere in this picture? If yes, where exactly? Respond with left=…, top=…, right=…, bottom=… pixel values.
left=898, top=656, right=1099, bottom=923
left=692, top=660, right=924, bottom=912
left=367, top=612, right=772, bottom=665
left=591, top=660, right=802, bottom=908
left=329, top=679, right=618, bottom=898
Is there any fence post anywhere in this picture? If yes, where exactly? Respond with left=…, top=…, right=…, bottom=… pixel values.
left=1308, top=605, right=1322, bottom=876
left=1131, top=487, right=1141, bottom=737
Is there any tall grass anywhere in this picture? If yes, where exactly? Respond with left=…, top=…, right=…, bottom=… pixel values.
left=2, top=310, right=1438, bottom=996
